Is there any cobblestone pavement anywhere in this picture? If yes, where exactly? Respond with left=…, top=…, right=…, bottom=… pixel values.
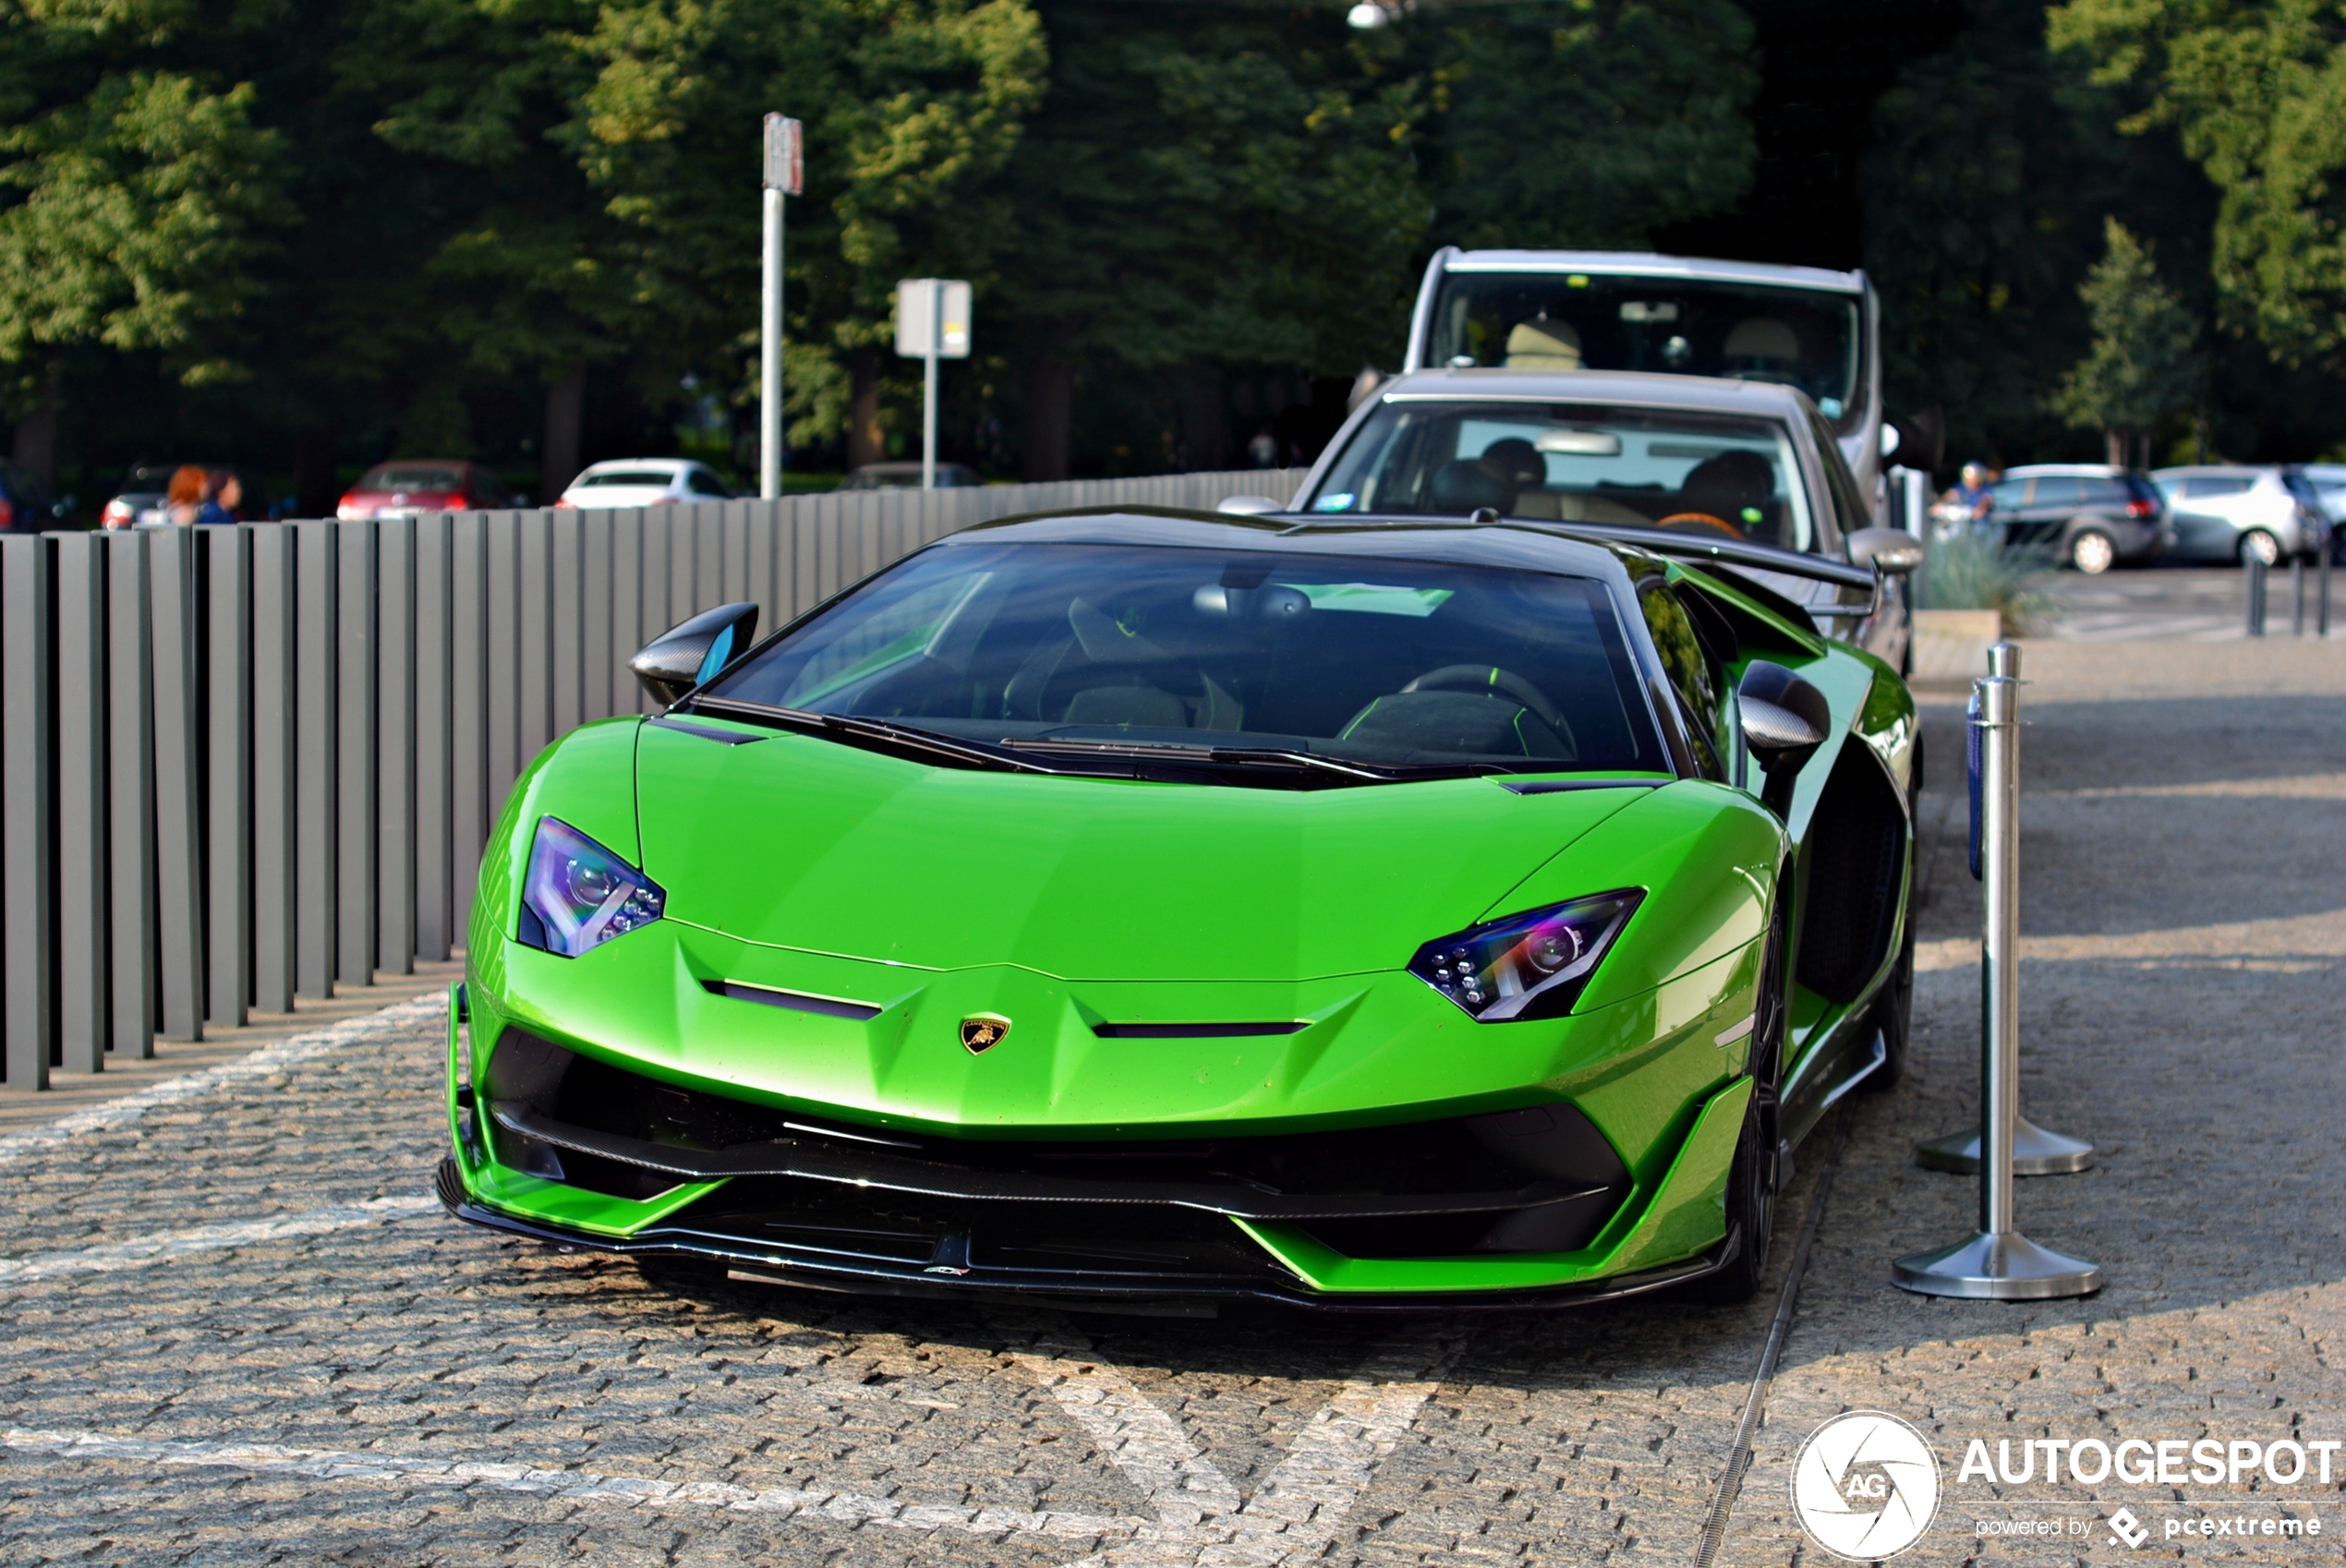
left=1, top=639, right=2340, bottom=1565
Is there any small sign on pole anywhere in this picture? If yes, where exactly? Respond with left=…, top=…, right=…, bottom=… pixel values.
left=762, top=114, right=804, bottom=196
left=759, top=115, right=802, bottom=502
left=896, top=279, right=972, bottom=490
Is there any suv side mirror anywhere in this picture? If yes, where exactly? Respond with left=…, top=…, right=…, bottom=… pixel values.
left=631, top=601, right=761, bottom=706
left=1846, top=525, right=1924, bottom=575
left=1738, top=660, right=1831, bottom=818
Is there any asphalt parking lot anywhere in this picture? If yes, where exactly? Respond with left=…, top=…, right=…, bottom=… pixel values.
left=3, top=607, right=2342, bottom=1564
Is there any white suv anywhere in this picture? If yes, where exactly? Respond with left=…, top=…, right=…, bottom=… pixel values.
left=2148, top=466, right=2328, bottom=565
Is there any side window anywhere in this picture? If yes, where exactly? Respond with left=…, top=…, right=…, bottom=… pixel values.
left=1639, top=580, right=1723, bottom=778
left=2081, top=476, right=2129, bottom=506
left=688, top=469, right=731, bottom=497
left=1808, top=410, right=1870, bottom=537
left=2038, top=476, right=2086, bottom=508
left=1987, top=478, right=2026, bottom=513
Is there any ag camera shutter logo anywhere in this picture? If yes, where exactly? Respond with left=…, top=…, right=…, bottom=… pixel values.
left=1791, top=1411, right=1941, bottom=1560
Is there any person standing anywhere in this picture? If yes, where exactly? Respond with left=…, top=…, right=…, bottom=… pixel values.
left=195, top=467, right=242, bottom=525
left=164, top=465, right=207, bottom=525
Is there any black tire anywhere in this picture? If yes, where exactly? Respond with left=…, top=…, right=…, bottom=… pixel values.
left=2068, top=527, right=2117, bottom=574
left=1688, top=896, right=1790, bottom=1305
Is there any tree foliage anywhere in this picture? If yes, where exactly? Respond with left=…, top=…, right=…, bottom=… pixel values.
left=2048, top=216, right=2199, bottom=451
left=2050, top=0, right=2346, bottom=362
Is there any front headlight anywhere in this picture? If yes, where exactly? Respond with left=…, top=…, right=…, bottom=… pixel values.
left=517, top=816, right=665, bottom=958
left=1408, top=889, right=1643, bottom=1021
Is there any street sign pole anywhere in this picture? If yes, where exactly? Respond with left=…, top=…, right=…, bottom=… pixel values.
left=759, top=115, right=803, bottom=502
left=923, top=283, right=942, bottom=491
left=895, top=278, right=970, bottom=492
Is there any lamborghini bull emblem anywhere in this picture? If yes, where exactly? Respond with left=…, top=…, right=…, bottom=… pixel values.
left=960, top=1014, right=1010, bottom=1054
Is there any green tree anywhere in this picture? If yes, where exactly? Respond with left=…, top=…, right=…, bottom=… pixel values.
left=0, top=10, right=284, bottom=481
left=2049, top=217, right=2200, bottom=464
left=574, top=0, right=1047, bottom=467
left=2049, top=0, right=2346, bottom=362
left=1421, top=0, right=1759, bottom=251
left=990, top=6, right=1425, bottom=476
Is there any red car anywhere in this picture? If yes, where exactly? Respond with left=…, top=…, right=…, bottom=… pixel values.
left=336, top=461, right=514, bottom=519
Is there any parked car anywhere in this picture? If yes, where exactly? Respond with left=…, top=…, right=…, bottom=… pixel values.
left=2292, top=464, right=2346, bottom=556
left=441, top=507, right=1917, bottom=1308
left=2148, top=466, right=2328, bottom=565
left=1980, top=464, right=2171, bottom=573
left=839, top=461, right=984, bottom=490
left=1284, top=366, right=1916, bottom=673
left=555, top=459, right=735, bottom=509
left=337, top=460, right=514, bottom=520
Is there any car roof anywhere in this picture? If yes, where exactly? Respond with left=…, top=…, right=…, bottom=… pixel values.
left=2002, top=464, right=2137, bottom=478
left=2151, top=465, right=2279, bottom=478
left=953, top=507, right=1642, bottom=581
left=576, top=458, right=690, bottom=476
left=1369, top=366, right=1817, bottom=420
left=1439, top=249, right=1866, bottom=296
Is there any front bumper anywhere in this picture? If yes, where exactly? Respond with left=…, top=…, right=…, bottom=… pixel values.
left=441, top=992, right=1757, bottom=1309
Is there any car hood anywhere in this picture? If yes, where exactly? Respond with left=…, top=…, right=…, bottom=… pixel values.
left=634, top=721, right=1651, bottom=982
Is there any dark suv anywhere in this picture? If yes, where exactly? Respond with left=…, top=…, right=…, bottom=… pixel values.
left=1984, top=464, right=2172, bottom=573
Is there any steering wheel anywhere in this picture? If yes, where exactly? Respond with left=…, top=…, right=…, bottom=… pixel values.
left=1401, top=665, right=1569, bottom=732
left=1654, top=511, right=1745, bottom=539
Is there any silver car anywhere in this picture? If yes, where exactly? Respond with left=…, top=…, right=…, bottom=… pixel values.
left=2149, top=466, right=2328, bottom=565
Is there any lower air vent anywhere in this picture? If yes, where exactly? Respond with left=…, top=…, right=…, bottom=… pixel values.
left=1091, top=1021, right=1307, bottom=1039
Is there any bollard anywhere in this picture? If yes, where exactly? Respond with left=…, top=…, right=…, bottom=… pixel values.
left=2246, top=551, right=2267, bottom=636
left=2293, top=554, right=2306, bottom=635
left=2323, top=537, right=2334, bottom=638
left=1894, top=656, right=2101, bottom=1300
left=1917, top=644, right=2095, bottom=1176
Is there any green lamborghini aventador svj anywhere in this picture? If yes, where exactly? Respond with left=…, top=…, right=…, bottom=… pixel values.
left=440, top=507, right=1917, bottom=1309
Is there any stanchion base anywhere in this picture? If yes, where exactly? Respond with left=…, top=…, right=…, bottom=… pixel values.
left=1914, top=1116, right=2095, bottom=1176
left=1893, top=1230, right=2101, bottom=1299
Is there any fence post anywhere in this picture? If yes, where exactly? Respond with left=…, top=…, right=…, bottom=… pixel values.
left=149, top=527, right=206, bottom=1041
left=251, top=525, right=297, bottom=1012
left=2246, top=551, right=2267, bottom=636
left=378, top=516, right=416, bottom=975
left=337, top=519, right=379, bottom=988
left=107, top=532, right=155, bottom=1056
left=54, top=532, right=111, bottom=1071
left=2292, top=553, right=2306, bottom=635
left=294, top=519, right=338, bottom=1000
left=2, top=535, right=55, bottom=1085
left=207, top=525, right=252, bottom=1028
left=414, top=513, right=454, bottom=963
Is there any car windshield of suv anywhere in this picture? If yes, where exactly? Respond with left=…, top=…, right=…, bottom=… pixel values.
left=1307, top=401, right=1815, bottom=553
left=360, top=465, right=461, bottom=492
left=1426, top=273, right=1863, bottom=420
left=700, top=541, right=1667, bottom=778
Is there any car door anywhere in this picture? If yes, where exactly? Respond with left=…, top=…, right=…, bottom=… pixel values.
left=2167, top=475, right=2251, bottom=558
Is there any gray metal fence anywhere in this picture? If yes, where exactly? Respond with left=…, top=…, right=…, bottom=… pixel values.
left=0, top=468, right=1309, bottom=1087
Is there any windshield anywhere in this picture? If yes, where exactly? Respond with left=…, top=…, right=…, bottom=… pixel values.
left=1307, top=401, right=1816, bottom=554
left=702, top=541, right=1667, bottom=778
left=579, top=470, right=676, bottom=488
left=1426, top=272, right=1863, bottom=421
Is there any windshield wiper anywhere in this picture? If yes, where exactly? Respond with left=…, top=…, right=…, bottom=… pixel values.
left=998, top=738, right=1506, bottom=784
left=684, top=697, right=1083, bottom=776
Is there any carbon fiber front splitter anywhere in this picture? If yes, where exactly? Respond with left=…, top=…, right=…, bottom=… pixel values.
left=436, top=1157, right=1740, bottom=1315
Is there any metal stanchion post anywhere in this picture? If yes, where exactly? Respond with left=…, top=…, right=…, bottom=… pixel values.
left=1894, top=657, right=2101, bottom=1300
left=2322, top=536, right=2333, bottom=637
left=2292, top=554, right=2306, bottom=635
left=1916, top=644, right=2094, bottom=1176
left=2246, top=552, right=2267, bottom=636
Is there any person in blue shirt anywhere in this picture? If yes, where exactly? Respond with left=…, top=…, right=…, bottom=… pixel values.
left=195, top=468, right=243, bottom=525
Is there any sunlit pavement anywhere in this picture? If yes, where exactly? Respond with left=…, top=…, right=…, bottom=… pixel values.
left=1, top=638, right=2341, bottom=1564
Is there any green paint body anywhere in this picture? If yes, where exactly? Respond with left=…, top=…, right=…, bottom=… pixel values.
left=447, top=549, right=1913, bottom=1300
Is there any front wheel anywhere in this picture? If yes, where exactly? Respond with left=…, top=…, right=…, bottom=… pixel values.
left=2069, top=528, right=2117, bottom=574
left=2239, top=529, right=2282, bottom=568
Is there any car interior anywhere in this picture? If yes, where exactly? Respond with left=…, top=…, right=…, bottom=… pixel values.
left=1312, top=404, right=1817, bottom=552
left=707, top=543, right=1666, bottom=771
